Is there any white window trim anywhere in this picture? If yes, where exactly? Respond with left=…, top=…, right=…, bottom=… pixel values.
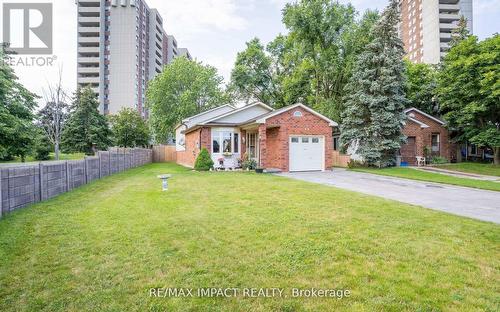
left=211, top=127, right=240, bottom=155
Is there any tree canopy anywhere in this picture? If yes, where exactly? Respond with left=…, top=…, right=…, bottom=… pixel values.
left=0, top=45, right=38, bottom=161
left=438, top=34, right=500, bottom=164
left=146, top=57, right=228, bottom=143
left=229, top=0, right=379, bottom=122
left=109, top=108, right=150, bottom=148
left=405, top=61, right=439, bottom=115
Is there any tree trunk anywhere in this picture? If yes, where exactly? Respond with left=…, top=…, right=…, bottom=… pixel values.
left=494, top=147, right=500, bottom=165
left=54, top=141, right=60, bottom=160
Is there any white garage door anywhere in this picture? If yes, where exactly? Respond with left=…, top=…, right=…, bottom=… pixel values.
left=289, top=136, right=324, bottom=172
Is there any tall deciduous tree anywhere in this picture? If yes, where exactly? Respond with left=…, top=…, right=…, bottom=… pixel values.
left=282, top=1, right=379, bottom=121
left=405, top=61, right=438, bottom=115
left=0, top=44, right=38, bottom=161
left=146, top=57, right=228, bottom=143
left=61, top=86, right=112, bottom=155
left=109, top=108, right=150, bottom=147
left=438, top=34, right=500, bottom=164
left=340, top=0, right=408, bottom=167
left=38, top=69, right=68, bottom=160
left=230, top=38, right=282, bottom=106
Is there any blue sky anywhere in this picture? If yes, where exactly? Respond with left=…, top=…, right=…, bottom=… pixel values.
left=2, top=0, right=499, bottom=105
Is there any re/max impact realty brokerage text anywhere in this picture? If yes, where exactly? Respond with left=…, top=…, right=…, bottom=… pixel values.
left=150, top=287, right=351, bottom=299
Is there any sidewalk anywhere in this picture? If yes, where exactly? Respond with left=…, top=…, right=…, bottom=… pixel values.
left=414, top=167, right=500, bottom=181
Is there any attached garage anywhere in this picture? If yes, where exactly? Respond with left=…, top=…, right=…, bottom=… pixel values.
left=289, top=136, right=325, bottom=171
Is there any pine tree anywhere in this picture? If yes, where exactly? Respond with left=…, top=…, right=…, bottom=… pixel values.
left=340, top=0, right=408, bottom=167
left=61, top=86, right=112, bottom=154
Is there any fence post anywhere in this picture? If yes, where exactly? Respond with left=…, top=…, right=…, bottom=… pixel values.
left=98, top=152, right=102, bottom=178
left=66, top=161, right=71, bottom=191
left=39, top=163, right=45, bottom=201
left=84, top=156, right=88, bottom=184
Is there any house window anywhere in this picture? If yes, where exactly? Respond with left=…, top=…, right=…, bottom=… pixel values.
left=212, top=130, right=239, bottom=154
left=234, top=133, right=239, bottom=153
left=212, top=134, right=220, bottom=153
left=312, top=138, right=319, bottom=143
left=223, top=132, right=232, bottom=153
left=333, top=136, right=339, bottom=151
left=470, top=144, right=477, bottom=155
left=291, top=137, right=299, bottom=143
left=301, top=137, right=309, bottom=143
left=293, top=110, right=303, bottom=117
left=247, top=133, right=257, bottom=158
left=431, top=133, right=440, bottom=154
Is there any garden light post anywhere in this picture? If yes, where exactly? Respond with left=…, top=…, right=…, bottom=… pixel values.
left=157, top=174, right=172, bottom=191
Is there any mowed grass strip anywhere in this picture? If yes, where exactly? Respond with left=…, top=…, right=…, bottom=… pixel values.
left=434, top=162, right=500, bottom=177
left=0, top=163, right=498, bottom=311
left=352, top=167, right=500, bottom=192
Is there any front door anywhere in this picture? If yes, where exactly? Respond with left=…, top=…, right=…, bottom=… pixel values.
left=401, top=136, right=416, bottom=165
left=289, top=136, right=324, bottom=172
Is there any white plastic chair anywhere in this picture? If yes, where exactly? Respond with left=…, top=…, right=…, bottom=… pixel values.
left=416, top=156, right=426, bottom=167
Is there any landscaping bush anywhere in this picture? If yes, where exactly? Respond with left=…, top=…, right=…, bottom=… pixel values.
left=194, top=148, right=214, bottom=171
left=240, top=153, right=257, bottom=170
left=431, top=156, right=448, bottom=164
left=347, top=159, right=366, bottom=168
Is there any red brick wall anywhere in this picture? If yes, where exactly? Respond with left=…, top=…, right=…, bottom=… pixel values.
left=402, top=111, right=451, bottom=164
left=176, top=127, right=211, bottom=168
left=262, top=106, right=333, bottom=171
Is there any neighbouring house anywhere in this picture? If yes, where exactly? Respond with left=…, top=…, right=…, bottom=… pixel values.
left=400, top=107, right=455, bottom=165
left=175, top=103, right=338, bottom=172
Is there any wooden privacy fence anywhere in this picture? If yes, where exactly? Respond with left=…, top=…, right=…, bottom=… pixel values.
left=0, top=148, right=153, bottom=219
left=332, top=150, right=351, bottom=168
left=153, top=145, right=177, bottom=162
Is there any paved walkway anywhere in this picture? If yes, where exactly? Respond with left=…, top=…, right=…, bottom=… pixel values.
left=415, top=167, right=500, bottom=181
left=277, top=169, right=500, bottom=224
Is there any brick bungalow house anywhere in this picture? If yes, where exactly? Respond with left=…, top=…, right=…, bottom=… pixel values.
left=175, top=103, right=338, bottom=172
left=400, top=107, right=454, bottom=165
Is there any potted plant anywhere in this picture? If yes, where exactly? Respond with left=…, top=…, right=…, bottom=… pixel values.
left=223, top=152, right=233, bottom=157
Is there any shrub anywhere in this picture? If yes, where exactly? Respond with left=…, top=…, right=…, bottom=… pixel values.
left=240, top=153, right=257, bottom=170
left=34, top=134, right=51, bottom=161
left=431, top=156, right=448, bottom=164
left=347, top=160, right=365, bottom=168
left=194, top=148, right=214, bottom=171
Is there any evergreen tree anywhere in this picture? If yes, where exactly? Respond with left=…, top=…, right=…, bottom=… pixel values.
left=340, top=0, right=408, bottom=167
left=61, top=86, right=112, bottom=154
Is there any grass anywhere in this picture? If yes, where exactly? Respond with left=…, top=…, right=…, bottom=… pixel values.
left=0, top=152, right=85, bottom=163
left=0, top=163, right=498, bottom=311
left=434, top=162, right=500, bottom=177
left=352, top=167, right=500, bottom=192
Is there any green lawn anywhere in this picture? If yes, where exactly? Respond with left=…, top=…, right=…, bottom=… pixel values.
left=0, top=152, right=85, bottom=163
left=434, top=162, right=500, bottom=177
left=0, top=163, right=498, bottom=311
left=352, top=167, right=500, bottom=192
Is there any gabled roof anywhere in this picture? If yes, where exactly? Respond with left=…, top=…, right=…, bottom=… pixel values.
left=407, top=117, right=430, bottom=128
left=201, top=102, right=273, bottom=125
left=181, top=104, right=235, bottom=123
left=255, top=103, right=338, bottom=127
left=404, top=107, right=445, bottom=125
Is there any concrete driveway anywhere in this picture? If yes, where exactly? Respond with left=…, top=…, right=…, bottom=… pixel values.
left=277, top=169, right=500, bottom=224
